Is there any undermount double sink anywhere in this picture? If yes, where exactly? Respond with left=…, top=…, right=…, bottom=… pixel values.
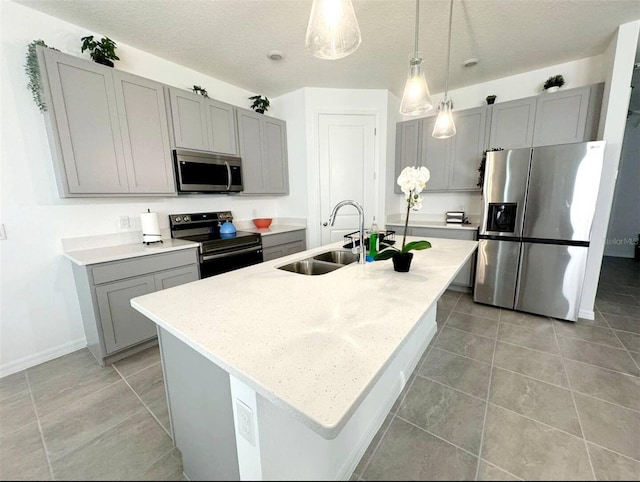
left=277, top=250, right=359, bottom=275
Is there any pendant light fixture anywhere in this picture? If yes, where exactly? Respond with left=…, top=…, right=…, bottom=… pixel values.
left=400, top=0, right=433, bottom=115
left=432, top=0, right=456, bottom=138
left=305, top=0, right=362, bottom=60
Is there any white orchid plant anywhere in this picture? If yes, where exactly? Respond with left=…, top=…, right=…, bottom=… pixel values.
left=375, top=166, right=432, bottom=260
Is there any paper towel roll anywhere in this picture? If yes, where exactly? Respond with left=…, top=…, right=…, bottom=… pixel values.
left=140, top=211, right=162, bottom=244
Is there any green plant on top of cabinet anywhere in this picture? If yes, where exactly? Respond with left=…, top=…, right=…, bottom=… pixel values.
left=236, top=107, right=289, bottom=195
left=37, top=47, right=176, bottom=196
left=167, top=86, right=238, bottom=155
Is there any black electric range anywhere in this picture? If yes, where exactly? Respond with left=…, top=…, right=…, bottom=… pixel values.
left=169, top=211, right=263, bottom=278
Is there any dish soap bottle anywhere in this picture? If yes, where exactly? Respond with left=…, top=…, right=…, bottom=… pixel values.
left=368, top=217, right=379, bottom=260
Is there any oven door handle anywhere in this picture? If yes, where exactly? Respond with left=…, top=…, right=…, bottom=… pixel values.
left=225, top=161, right=231, bottom=191
left=201, top=246, right=262, bottom=262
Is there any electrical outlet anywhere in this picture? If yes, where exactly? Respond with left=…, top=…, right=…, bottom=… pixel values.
left=118, top=215, right=130, bottom=230
left=236, top=400, right=255, bottom=446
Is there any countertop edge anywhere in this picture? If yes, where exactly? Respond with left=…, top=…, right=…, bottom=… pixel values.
left=64, top=240, right=198, bottom=266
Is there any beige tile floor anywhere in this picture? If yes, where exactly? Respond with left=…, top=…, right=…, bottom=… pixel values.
left=1, top=256, right=639, bottom=480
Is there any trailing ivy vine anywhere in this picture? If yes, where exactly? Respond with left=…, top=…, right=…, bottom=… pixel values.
left=25, top=39, right=54, bottom=113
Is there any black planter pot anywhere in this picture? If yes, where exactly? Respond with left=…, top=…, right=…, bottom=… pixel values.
left=255, top=108, right=265, bottom=114
left=95, top=58, right=114, bottom=68
left=486, top=95, right=497, bottom=105
left=392, top=252, right=413, bottom=272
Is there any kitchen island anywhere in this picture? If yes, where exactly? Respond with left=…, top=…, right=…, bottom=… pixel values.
left=131, top=237, right=477, bottom=480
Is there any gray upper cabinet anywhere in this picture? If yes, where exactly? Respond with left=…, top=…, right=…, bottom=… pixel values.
left=394, top=120, right=421, bottom=193
left=168, top=88, right=209, bottom=151
left=488, top=83, right=604, bottom=150
left=532, top=83, right=603, bottom=147
left=405, top=106, right=487, bottom=192
left=41, top=48, right=129, bottom=195
left=489, top=97, right=537, bottom=150
left=420, top=116, right=450, bottom=191
left=206, top=99, right=238, bottom=155
left=167, top=87, right=239, bottom=155
left=236, top=108, right=289, bottom=195
left=38, top=47, right=177, bottom=197
left=112, top=70, right=175, bottom=193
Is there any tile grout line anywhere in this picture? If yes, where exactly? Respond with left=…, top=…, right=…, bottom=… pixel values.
left=551, top=320, right=597, bottom=481
left=415, top=373, right=488, bottom=403
left=473, top=306, right=500, bottom=481
left=24, top=371, right=56, bottom=481
left=477, top=458, right=524, bottom=481
left=602, top=307, right=640, bottom=374
left=112, top=364, right=173, bottom=439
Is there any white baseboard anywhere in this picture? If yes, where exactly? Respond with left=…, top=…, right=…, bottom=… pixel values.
left=0, top=338, right=87, bottom=378
left=578, top=309, right=595, bottom=321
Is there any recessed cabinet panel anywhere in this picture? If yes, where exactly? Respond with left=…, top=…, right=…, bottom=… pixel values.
left=237, top=110, right=265, bottom=193
left=154, top=265, right=199, bottom=291
left=170, top=89, right=209, bottom=151
left=96, top=275, right=157, bottom=354
left=489, top=97, right=536, bottom=149
left=421, top=117, right=451, bottom=191
left=533, top=86, right=590, bottom=147
left=264, top=118, right=288, bottom=194
left=449, top=107, right=488, bottom=190
left=394, top=120, right=421, bottom=194
left=113, top=71, right=175, bottom=193
left=44, top=50, right=128, bottom=193
left=206, top=100, right=238, bottom=155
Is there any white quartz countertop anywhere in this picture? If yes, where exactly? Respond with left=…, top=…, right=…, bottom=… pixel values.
left=64, top=238, right=198, bottom=266
left=387, top=220, right=480, bottom=231
left=130, top=237, right=477, bottom=439
left=242, top=224, right=306, bottom=236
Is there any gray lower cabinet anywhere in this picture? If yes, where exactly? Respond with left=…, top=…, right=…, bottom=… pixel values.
left=72, top=248, right=199, bottom=365
left=387, top=225, right=477, bottom=290
left=262, top=230, right=306, bottom=261
left=236, top=108, right=289, bottom=194
left=167, top=87, right=238, bottom=155
left=38, top=47, right=177, bottom=197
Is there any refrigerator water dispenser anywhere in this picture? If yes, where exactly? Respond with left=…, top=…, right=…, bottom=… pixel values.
left=487, top=203, right=518, bottom=232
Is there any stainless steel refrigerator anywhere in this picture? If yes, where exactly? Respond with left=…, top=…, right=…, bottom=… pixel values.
left=474, top=141, right=605, bottom=321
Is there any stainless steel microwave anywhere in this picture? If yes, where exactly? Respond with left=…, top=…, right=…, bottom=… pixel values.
left=174, top=149, right=243, bottom=193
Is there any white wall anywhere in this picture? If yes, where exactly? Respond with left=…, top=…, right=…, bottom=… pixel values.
left=0, top=2, right=293, bottom=375
left=604, top=70, right=640, bottom=258
left=386, top=55, right=606, bottom=220
left=580, top=20, right=640, bottom=318
left=292, top=87, right=391, bottom=248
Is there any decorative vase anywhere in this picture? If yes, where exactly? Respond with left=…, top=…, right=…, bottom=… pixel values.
left=392, top=252, right=413, bottom=272
left=545, top=86, right=560, bottom=93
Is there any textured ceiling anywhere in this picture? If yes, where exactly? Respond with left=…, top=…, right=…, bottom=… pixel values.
left=15, top=0, right=640, bottom=98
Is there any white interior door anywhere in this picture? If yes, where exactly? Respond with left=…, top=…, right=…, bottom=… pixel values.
left=318, top=114, right=376, bottom=246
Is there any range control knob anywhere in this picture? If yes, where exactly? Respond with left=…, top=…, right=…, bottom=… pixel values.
left=183, top=216, right=189, bottom=222
left=173, top=216, right=182, bottom=223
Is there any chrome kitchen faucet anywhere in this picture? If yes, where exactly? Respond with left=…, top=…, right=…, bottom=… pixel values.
left=324, top=200, right=366, bottom=264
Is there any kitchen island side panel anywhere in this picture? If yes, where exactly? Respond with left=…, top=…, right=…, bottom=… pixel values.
left=158, top=328, right=240, bottom=481
left=256, top=309, right=437, bottom=481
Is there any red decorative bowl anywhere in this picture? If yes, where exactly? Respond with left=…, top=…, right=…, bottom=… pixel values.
left=252, top=218, right=273, bottom=228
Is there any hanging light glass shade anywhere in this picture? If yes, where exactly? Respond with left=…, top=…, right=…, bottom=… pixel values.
left=400, top=53, right=433, bottom=115
left=432, top=99, right=456, bottom=138
left=400, top=0, right=433, bottom=115
left=305, top=0, right=362, bottom=60
left=432, top=0, right=456, bottom=138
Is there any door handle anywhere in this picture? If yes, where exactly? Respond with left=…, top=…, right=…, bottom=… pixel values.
left=225, top=161, right=231, bottom=191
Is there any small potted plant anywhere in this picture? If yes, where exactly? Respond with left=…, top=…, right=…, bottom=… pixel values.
left=486, top=95, right=497, bottom=105
left=543, top=74, right=565, bottom=93
left=80, top=35, right=120, bottom=67
left=249, top=95, right=270, bottom=114
left=191, top=85, right=209, bottom=98
left=374, top=166, right=432, bottom=272
left=25, top=39, right=57, bottom=112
